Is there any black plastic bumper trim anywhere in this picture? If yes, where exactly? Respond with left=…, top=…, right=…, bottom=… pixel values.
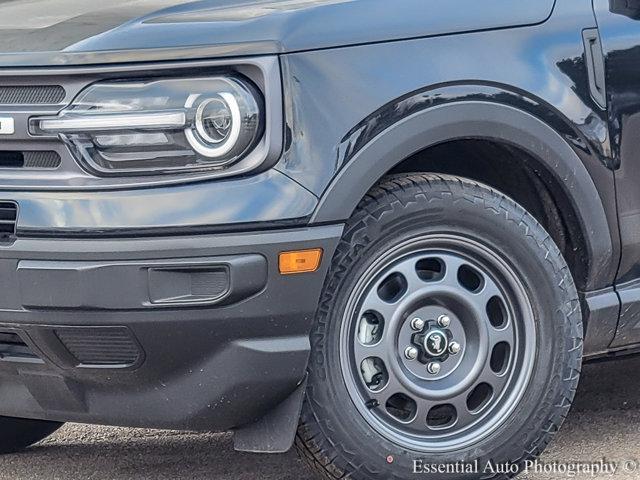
left=0, top=224, right=343, bottom=431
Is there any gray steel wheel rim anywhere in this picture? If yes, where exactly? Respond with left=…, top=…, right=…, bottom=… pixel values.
left=339, top=234, right=537, bottom=452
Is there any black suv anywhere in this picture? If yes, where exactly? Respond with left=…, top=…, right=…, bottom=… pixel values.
left=0, top=0, right=636, bottom=478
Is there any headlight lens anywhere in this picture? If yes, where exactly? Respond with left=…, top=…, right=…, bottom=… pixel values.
left=187, top=92, right=241, bottom=158
left=32, top=77, right=264, bottom=175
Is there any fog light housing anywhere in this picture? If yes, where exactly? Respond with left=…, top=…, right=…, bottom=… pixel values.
left=32, top=76, right=263, bottom=176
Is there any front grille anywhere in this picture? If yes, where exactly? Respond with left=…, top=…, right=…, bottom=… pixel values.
left=0, top=151, right=61, bottom=169
left=0, top=202, right=17, bottom=242
left=0, top=85, right=65, bottom=105
left=55, top=327, right=142, bottom=368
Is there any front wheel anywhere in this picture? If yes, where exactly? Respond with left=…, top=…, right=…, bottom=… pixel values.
left=297, top=174, right=582, bottom=480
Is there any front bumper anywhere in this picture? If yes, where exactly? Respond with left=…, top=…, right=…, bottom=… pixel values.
left=0, top=225, right=342, bottom=431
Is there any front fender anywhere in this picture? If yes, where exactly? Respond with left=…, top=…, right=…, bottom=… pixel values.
left=310, top=100, right=615, bottom=290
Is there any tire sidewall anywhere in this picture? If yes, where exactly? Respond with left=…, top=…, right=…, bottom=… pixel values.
left=304, top=176, right=581, bottom=480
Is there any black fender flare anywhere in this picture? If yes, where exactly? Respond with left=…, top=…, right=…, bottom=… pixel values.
left=310, top=101, right=615, bottom=290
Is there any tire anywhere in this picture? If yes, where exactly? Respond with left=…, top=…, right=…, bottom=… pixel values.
left=296, top=174, right=582, bottom=480
left=0, top=417, right=63, bottom=453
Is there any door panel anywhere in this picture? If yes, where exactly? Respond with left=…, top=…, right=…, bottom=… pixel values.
left=594, top=0, right=640, bottom=347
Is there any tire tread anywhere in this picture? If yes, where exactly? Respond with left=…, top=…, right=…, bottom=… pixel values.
left=296, top=173, right=582, bottom=480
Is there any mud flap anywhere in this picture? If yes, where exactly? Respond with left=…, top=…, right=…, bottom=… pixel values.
left=233, top=377, right=307, bottom=453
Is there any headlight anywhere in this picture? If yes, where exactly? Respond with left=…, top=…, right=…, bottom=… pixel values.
left=32, top=77, right=264, bottom=175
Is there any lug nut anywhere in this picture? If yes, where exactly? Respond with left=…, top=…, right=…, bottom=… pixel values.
left=437, top=314, right=451, bottom=328
left=410, top=317, right=425, bottom=331
left=427, top=362, right=441, bottom=375
left=404, top=346, right=419, bottom=360
left=449, top=341, right=461, bottom=355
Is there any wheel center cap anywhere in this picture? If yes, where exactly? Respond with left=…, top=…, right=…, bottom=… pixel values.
left=423, top=329, right=449, bottom=357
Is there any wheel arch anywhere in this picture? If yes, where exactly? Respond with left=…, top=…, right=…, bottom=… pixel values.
left=310, top=100, right=615, bottom=291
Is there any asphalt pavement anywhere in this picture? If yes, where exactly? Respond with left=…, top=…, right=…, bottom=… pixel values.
left=1, top=355, right=639, bottom=479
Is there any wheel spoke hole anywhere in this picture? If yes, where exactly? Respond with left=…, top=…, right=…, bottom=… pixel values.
left=457, top=264, right=485, bottom=293
left=360, top=357, right=388, bottom=392
left=416, top=257, right=445, bottom=282
left=426, top=404, right=457, bottom=429
left=377, top=272, right=408, bottom=303
left=486, top=295, right=508, bottom=329
left=357, top=311, right=384, bottom=346
left=467, top=383, right=494, bottom=413
left=490, top=342, right=511, bottom=375
left=385, top=393, right=416, bottom=422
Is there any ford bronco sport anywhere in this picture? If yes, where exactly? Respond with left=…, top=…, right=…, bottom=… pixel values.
left=0, top=0, right=637, bottom=479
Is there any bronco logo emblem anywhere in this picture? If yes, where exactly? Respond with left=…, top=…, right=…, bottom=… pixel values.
left=424, top=330, right=448, bottom=357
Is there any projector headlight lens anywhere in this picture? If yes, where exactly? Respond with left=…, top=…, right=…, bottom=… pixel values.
left=187, top=93, right=241, bottom=158
left=32, top=76, right=264, bottom=175
left=196, top=96, right=234, bottom=145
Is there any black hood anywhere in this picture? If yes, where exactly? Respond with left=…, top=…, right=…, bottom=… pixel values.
left=0, top=0, right=555, bottom=67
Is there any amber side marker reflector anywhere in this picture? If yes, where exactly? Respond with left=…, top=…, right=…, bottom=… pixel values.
left=279, top=248, right=323, bottom=274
